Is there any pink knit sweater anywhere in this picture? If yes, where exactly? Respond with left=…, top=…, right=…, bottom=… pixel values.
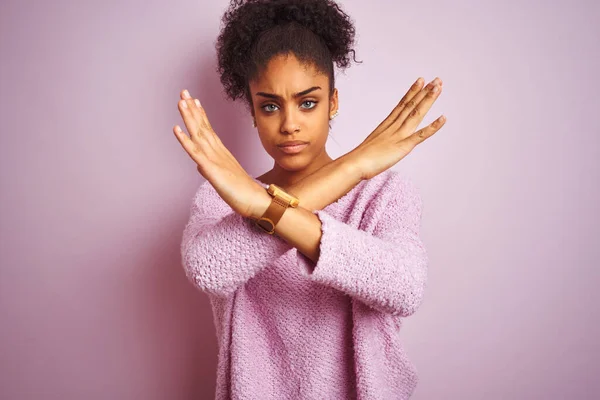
left=180, top=168, right=428, bottom=399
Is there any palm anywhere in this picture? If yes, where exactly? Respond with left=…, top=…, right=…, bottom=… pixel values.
left=173, top=90, right=264, bottom=218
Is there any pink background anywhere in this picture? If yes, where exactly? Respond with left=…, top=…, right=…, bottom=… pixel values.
left=1, top=0, right=599, bottom=398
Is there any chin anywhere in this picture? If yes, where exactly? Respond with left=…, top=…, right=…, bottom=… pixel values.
left=275, top=154, right=312, bottom=171
left=277, top=159, right=308, bottom=171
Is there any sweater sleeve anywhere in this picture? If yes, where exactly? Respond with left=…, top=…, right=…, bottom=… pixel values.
left=296, top=176, right=428, bottom=317
left=180, top=180, right=291, bottom=297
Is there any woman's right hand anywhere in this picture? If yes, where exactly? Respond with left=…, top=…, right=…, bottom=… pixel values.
left=348, top=77, right=446, bottom=180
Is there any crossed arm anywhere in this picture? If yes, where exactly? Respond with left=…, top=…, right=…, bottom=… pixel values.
left=177, top=77, right=439, bottom=314
left=249, top=152, right=363, bottom=264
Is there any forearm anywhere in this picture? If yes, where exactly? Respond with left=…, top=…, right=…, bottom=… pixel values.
left=248, top=169, right=428, bottom=316
left=247, top=151, right=364, bottom=264
left=250, top=190, right=322, bottom=264
left=284, top=151, right=364, bottom=211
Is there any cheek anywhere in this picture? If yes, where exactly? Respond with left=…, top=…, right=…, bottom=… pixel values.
left=256, top=127, right=282, bottom=157
left=314, top=129, right=329, bottom=149
left=314, top=113, right=330, bottom=140
left=256, top=130, right=274, bottom=149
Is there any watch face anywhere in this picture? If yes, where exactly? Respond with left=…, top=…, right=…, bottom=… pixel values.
left=256, top=218, right=275, bottom=234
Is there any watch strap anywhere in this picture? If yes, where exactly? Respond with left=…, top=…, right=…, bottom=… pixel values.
left=255, top=195, right=289, bottom=234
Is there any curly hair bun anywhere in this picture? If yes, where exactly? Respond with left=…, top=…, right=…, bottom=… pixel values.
left=216, top=0, right=359, bottom=105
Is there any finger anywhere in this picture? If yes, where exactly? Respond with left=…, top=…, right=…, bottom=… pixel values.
left=375, top=77, right=424, bottom=132
left=178, top=98, right=201, bottom=140
left=181, top=90, right=215, bottom=131
left=180, top=90, right=210, bottom=126
left=195, top=100, right=216, bottom=133
left=178, top=90, right=208, bottom=138
left=173, top=125, right=195, bottom=152
left=391, top=78, right=442, bottom=136
left=403, top=115, right=446, bottom=146
left=403, top=81, right=443, bottom=134
left=174, top=124, right=217, bottom=173
left=180, top=90, right=217, bottom=140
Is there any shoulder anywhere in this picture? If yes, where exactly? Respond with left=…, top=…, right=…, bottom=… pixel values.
left=192, top=179, right=214, bottom=203
left=189, top=179, right=232, bottom=217
left=359, top=169, right=424, bottom=233
left=362, top=169, right=422, bottom=206
left=386, top=170, right=423, bottom=209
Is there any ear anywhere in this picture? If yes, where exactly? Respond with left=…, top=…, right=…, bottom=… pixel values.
left=329, top=88, right=339, bottom=115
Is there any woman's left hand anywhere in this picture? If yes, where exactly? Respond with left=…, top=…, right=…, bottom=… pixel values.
left=173, top=89, right=265, bottom=218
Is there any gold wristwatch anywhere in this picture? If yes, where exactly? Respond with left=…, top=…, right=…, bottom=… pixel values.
left=254, top=184, right=299, bottom=234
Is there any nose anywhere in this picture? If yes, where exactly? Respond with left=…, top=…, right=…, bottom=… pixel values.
left=280, top=107, right=300, bottom=134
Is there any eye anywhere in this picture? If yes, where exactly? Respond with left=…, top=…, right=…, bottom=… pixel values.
left=301, top=100, right=317, bottom=109
left=261, top=104, right=279, bottom=113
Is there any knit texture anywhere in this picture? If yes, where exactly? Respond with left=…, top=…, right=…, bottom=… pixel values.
left=180, top=168, right=428, bottom=400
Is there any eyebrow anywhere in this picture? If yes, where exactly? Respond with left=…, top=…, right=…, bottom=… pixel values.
left=255, top=86, right=322, bottom=100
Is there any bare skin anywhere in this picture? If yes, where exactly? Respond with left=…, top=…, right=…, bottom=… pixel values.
left=248, top=53, right=338, bottom=188
left=173, top=53, right=445, bottom=262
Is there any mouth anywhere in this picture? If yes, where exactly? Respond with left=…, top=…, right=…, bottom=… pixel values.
left=278, top=143, right=309, bottom=154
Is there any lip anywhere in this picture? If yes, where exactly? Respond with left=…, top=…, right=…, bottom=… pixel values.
left=278, top=143, right=308, bottom=154
left=278, top=140, right=308, bottom=147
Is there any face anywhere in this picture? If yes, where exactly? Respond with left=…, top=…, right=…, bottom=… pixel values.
left=248, top=53, right=338, bottom=178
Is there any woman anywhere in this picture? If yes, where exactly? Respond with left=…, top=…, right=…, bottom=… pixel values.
left=174, top=0, right=445, bottom=398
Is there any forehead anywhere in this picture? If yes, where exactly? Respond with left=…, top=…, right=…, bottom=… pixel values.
left=249, top=54, right=328, bottom=95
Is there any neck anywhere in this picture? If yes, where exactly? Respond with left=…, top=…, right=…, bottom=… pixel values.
left=259, top=147, right=334, bottom=188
